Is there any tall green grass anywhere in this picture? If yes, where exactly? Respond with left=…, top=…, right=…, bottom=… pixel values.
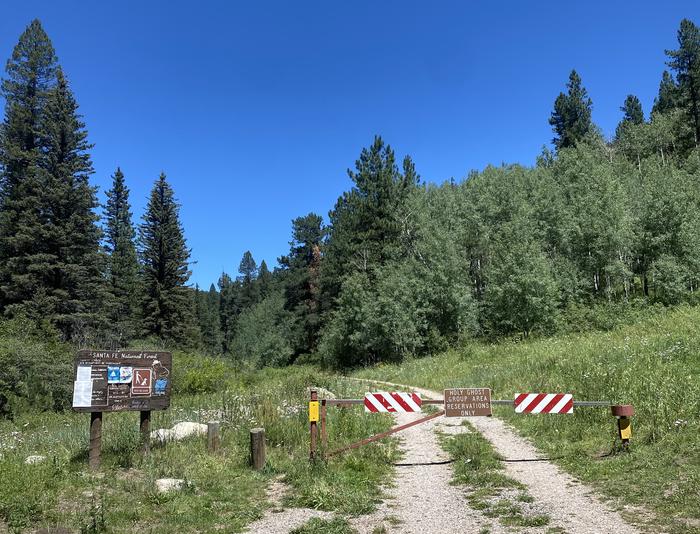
left=0, top=363, right=397, bottom=532
left=354, top=305, right=700, bottom=533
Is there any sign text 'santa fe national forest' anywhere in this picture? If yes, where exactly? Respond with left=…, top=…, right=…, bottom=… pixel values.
left=72, top=350, right=172, bottom=412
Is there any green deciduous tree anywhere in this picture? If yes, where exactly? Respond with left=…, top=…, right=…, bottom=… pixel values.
left=232, top=292, right=294, bottom=368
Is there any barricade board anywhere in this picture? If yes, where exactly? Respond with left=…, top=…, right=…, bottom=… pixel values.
left=72, top=350, right=172, bottom=412
left=444, top=388, right=492, bottom=417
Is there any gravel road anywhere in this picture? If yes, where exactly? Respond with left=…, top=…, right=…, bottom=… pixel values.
left=248, top=379, right=641, bottom=533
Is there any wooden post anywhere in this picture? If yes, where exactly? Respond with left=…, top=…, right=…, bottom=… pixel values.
left=320, top=399, right=327, bottom=454
left=250, top=428, right=265, bottom=470
left=140, top=410, right=151, bottom=454
left=89, top=411, right=102, bottom=470
left=207, top=421, right=221, bottom=452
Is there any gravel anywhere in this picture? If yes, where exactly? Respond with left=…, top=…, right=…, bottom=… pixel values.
left=248, top=378, right=642, bottom=533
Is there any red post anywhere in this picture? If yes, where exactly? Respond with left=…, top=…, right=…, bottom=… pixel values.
left=310, top=389, right=318, bottom=461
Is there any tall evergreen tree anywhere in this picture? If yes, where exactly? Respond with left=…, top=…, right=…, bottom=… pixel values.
left=218, top=271, right=238, bottom=353
left=549, top=70, right=594, bottom=150
left=257, top=259, right=272, bottom=299
left=280, top=213, right=325, bottom=354
left=322, top=136, right=419, bottom=305
left=37, top=68, right=104, bottom=339
left=666, top=19, right=700, bottom=146
left=237, top=250, right=259, bottom=309
left=195, top=283, right=222, bottom=354
left=104, top=167, right=139, bottom=341
left=138, top=173, right=193, bottom=342
left=0, top=22, right=103, bottom=340
left=615, top=94, right=644, bottom=140
left=652, top=70, right=681, bottom=115
left=0, top=20, right=57, bottom=316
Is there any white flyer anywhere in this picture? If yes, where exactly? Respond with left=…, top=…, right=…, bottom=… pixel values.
left=72, top=380, right=93, bottom=407
left=76, top=365, right=92, bottom=381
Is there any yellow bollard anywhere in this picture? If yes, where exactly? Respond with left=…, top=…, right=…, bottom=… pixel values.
left=611, top=405, right=634, bottom=450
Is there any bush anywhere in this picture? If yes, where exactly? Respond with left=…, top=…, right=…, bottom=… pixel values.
left=171, top=351, right=231, bottom=394
left=231, top=293, right=294, bottom=368
left=0, top=317, right=73, bottom=417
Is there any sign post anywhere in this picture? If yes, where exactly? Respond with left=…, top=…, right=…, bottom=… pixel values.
left=444, top=388, right=492, bottom=417
left=89, top=411, right=102, bottom=470
left=72, top=350, right=172, bottom=469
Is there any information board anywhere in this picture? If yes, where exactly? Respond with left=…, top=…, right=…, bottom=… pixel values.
left=72, top=350, right=172, bottom=412
left=444, top=388, right=492, bottom=417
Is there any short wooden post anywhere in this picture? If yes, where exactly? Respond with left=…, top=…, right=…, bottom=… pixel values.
left=140, top=410, right=151, bottom=454
left=250, top=428, right=265, bottom=470
left=320, top=399, right=327, bottom=454
left=309, top=389, right=318, bottom=460
left=207, top=421, right=221, bottom=452
left=89, top=411, right=102, bottom=470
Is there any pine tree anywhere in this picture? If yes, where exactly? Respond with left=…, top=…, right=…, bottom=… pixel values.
left=37, top=68, right=104, bottom=339
left=549, top=70, right=594, bottom=150
left=652, top=70, right=681, bottom=115
left=666, top=19, right=700, bottom=145
left=323, top=136, right=419, bottom=305
left=138, top=173, right=193, bottom=342
left=104, top=167, right=139, bottom=342
left=615, top=95, right=644, bottom=140
left=0, top=19, right=58, bottom=317
left=218, top=271, right=238, bottom=353
left=257, top=260, right=272, bottom=299
left=280, top=213, right=325, bottom=354
left=237, top=250, right=259, bottom=309
left=0, top=21, right=104, bottom=341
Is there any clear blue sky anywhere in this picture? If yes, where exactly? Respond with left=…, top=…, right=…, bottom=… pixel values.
left=1, top=2, right=698, bottom=287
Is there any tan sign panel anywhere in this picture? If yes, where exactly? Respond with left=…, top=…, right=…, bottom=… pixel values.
left=444, top=388, right=492, bottom=417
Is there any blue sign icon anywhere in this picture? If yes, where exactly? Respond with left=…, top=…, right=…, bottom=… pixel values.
left=154, top=378, right=168, bottom=395
left=107, top=366, right=120, bottom=383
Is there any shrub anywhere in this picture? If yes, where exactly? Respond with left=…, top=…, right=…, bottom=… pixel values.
left=171, top=351, right=231, bottom=394
left=0, top=317, right=73, bottom=417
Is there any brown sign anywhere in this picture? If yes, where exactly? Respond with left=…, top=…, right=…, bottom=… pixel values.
left=72, top=350, right=172, bottom=412
left=444, top=388, right=492, bottom=417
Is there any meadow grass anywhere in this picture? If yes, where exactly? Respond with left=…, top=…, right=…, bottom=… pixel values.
left=0, top=364, right=397, bottom=533
left=354, top=305, right=700, bottom=533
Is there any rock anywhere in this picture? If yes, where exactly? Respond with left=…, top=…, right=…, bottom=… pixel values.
left=155, top=478, right=185, bottom=493
left=151, top=421, right=208, bottom=443
left=25, top=455, right=46, bottom=464
left=306, top=386, right=336, bottom=400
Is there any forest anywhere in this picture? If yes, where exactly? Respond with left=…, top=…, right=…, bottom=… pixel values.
left=2, top=18, right=700, bottom=413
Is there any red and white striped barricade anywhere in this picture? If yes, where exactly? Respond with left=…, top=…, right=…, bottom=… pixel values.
left=364, top=391, right=422, bottom=413
left=514, top=393, right=574, bottom=414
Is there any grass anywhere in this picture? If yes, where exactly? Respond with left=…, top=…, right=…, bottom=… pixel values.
left=354, top=305, right=700, bottom=533
left=290, top=516, right=356, bottom=534
left=0, top=363, right=398, bottom=533
left=438, top=421, right=550, bottom=528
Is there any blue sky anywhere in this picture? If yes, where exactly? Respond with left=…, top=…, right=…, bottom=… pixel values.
left=1, top=2, right=698, bottom=287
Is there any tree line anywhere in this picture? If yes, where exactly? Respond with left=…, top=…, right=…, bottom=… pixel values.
left=0, top=21, right=193, bottom=348
left=2, top=19, right=700, bottom=370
